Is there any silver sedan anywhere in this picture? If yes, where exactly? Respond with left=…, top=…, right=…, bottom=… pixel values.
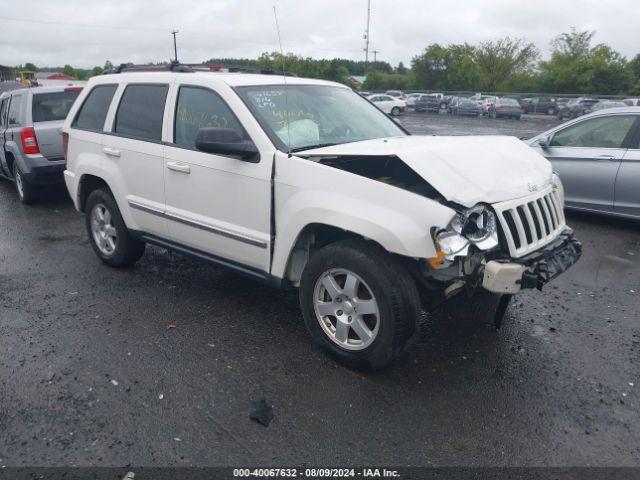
left=527, top=107, right=640, bottom=219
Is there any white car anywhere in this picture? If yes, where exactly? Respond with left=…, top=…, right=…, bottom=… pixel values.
left=63, top=65, right=581, bottom=370
left=367, top=94, right=406, bottom=116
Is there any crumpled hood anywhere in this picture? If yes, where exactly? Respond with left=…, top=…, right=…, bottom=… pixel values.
left=300, top=135, right=553, bottom=207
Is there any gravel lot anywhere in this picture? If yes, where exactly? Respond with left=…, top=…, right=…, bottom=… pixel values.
left=0, top=112, right=639, bottom=467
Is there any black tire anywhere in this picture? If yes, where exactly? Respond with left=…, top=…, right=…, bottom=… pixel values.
left=391, top=106, right=401, bottom=116
left=546, top=106, right=555, bottom=115
left=85, top=188, right=145, bottom=267
left=299, top=239, right=420, bottom=371
left=13, top=164, right=36, bottom=204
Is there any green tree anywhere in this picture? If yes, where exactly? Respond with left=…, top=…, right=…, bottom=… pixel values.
left=90, top=66, right=104, bottom=77
left=62, top=65, right=77, bottom=79
left=103, top=60, right=114, bottom=72
left=474, top=37, right=539, bottom=91
left=396, top=62, right=407, bottom=75
left=24, top=62, right=38, bottom=71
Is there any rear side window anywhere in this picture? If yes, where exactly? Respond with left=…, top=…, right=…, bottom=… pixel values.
left=73, top=85, right=117, bottom=132
left=174, top=86, right=246, bottom=149
left=8, top=94, right=23, bottom=126
left=32, top=90, right=81, bottom=122
left=114, top=84, right=168, bottom=141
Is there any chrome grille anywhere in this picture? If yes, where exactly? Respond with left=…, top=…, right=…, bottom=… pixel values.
left=494, top=187, right=565, bottom=258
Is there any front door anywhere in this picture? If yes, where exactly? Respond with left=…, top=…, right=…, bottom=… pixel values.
left=163, top=84, right=272, bottom=274
left=615, top=119, right=640, bottom=217
left=542, top=114, right=636, bottom=213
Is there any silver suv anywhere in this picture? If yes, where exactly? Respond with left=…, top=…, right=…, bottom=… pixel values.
left=0, top=86, right=82, bottom=203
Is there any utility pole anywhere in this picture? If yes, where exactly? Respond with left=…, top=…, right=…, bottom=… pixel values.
left=363, top=0, right=371, bottom=72
left=171, top=29, right=179, bottom=63
left=372, top=50, right=379, bottom=63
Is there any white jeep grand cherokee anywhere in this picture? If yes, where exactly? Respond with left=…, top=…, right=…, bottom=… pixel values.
left=62, top=65, right=581, bottom=370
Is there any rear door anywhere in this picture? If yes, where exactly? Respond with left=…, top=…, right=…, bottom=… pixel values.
left=543, top=114, right=636, bottom=213
left=103, top=82, right=170, bottom=237
left=31, top=88, right=82, bottom=160
left=614, top=116, right=640, bottom=217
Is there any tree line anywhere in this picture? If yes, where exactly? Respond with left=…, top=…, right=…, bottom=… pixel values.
left=15, top=29, right=640, bottom=95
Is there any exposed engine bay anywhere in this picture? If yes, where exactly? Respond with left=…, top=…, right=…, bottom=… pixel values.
left=310, top=154, right=442, bottom=200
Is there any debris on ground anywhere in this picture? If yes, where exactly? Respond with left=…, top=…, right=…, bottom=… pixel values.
left=166, top=324, right=177, bottom=329
left=250, top=398, right=274, bottom=427
left=111, top=379, right=119, bottom=386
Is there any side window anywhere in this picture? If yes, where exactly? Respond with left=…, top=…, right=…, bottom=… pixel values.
left=114, top=84, right=168, bottom=141
left=73, top=85, right=117, bottom=132
left=0, top=98, right=8, bottom=128
left=550, top=115, right=636, bottom=149
left=174, top=86, right=246, bottom=149
left=7, top=95, right=22, bottom=126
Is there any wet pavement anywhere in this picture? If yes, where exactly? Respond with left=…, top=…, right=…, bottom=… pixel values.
left=0, top=112, right=639, bottom=467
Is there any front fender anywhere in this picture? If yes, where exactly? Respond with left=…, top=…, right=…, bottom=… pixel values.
left=271, top=154, right=456, bottom=279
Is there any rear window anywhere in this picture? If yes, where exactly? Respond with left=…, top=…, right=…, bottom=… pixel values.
left=32, top=90, right=81, bottom=122
left=73, top=85, right=117, bottom=132
left=499, top=98, right=519, bottom=105
left=114, top=84, right=168, bottom=141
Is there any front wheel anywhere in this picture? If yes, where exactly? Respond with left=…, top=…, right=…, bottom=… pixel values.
left=546, top=107, right=555, bottom=115
left=391, top=106, right=401, bottom=116
left=299, top=240, right=420, bottom=371
left=85, top=188, right=146, bottom=267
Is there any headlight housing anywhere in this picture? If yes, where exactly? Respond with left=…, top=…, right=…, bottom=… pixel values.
left=429, top=204, right=499, bottom=268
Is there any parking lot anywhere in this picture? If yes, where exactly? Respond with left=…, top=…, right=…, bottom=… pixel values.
left=1, top=111, right=639, bottom=467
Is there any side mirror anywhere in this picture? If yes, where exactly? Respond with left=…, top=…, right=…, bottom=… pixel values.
left=538, top=134, right=552, bottom=149
left=195, top=127, right=259, bottom=162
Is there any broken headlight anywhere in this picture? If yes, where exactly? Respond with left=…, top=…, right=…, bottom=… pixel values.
left=429, top=204, right=499, bottom=269
left=450, top=204, right=499, bottom=251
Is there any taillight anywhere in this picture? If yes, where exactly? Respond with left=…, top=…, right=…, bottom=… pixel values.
left=64, top=86, right=83, bottom=92
left=62, top=132, right=69, bottom=160
left=20, top=127, right=40, bottom=155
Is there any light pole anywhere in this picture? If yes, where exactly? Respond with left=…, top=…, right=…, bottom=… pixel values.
left=363, top=0, right=371, bottom=72
left=171, top=29, right=179, bottom=63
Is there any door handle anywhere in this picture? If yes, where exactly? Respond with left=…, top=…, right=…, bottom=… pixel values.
left=166, top=161, right=191, bottom=174
left=102, top=147, right=121, bottom=158
left=596, top=154, right=616, bottom=160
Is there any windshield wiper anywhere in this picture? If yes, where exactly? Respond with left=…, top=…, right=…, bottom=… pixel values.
left=289, top=142, right=337, bottom=153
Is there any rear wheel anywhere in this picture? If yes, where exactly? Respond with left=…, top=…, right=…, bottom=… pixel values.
left=13, top=164, right=36, bottom=204
left=85, top=188, right=145, bottom=267
left=299, top=240, right=420, bottom=371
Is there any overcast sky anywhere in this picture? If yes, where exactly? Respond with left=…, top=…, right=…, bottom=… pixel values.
left=1, top=0, right=638, bottom=69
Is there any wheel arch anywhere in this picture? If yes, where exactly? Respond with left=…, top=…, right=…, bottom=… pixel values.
left=77, top=174, right=114, bottom=213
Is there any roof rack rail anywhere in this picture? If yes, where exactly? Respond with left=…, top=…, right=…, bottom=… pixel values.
left=110, top=60, right=193, bottom=74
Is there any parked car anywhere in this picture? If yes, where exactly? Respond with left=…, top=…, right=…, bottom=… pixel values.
left=591, top=100, right=628, bottom=111
left=414, top=94, right=441, bottom=113
left=367, top=94, right=406, bottom=116
left=447, top=96, right=460, bottom=114
left=385, top=90, right=405, bottom=101
left=622, top=98, right=640, bottom=107
left=521, top=97, right=558, bottom=115
left=405, top=93, right=423, bottom=109
left=488, top=97, right=522, bottom=120
left=481, top=96, right=497, bottom=116
left=0, top=85, right=82, bottom=203
left=556, top=97, right=599, bottom=120
left=63, top=67, right=581, bottom=370
left=527, top=107, right=640, bottom=219
left=455, top=98, right=481, bottom=116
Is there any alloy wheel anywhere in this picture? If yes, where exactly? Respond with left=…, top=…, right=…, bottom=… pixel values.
left=90, top=203, right=117, bottom=256
left=313, top=269, right=380, bottom=351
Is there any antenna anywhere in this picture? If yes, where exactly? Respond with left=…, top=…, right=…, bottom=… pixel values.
left=171, top=29, right=179, bottom=63
left=363, top=0, right=371, bottom=72
left=273, top=5, right=291, bottom=153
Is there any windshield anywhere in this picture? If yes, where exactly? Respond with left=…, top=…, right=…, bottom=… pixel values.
left=236, top=85, right=406, bottom=151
